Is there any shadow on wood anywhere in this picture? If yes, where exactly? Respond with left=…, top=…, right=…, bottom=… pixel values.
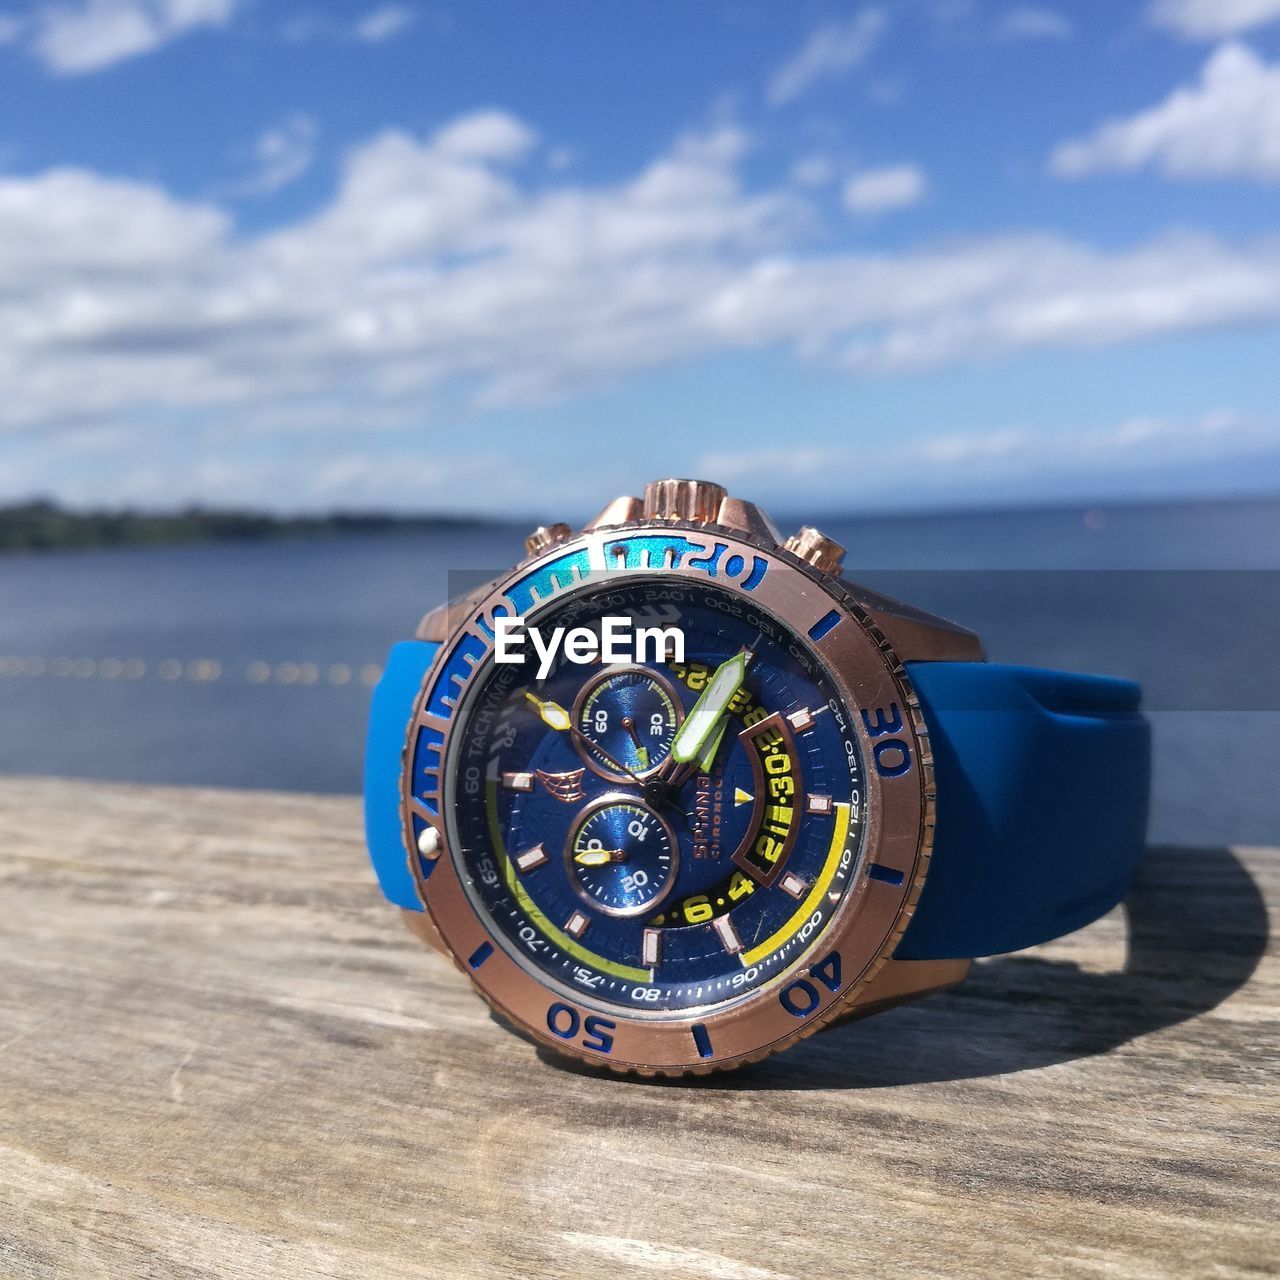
left=536, top=846, right=1270, bottom=1089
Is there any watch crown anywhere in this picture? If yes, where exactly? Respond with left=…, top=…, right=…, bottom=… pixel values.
left=783, top=526, right=846, bottom=576
left=524, top=522, right=573, bottom=557
left=642, top=478, right=727, bottom=524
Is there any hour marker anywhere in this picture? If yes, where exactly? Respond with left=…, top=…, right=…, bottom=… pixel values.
left=780, top=871, right=808, bottom=900
left=691, top=1023, right=714, bottom=1059
left=502, top=771, right=534, bottom=792
left=808, top=609, right=841, bottom=641
left=515, top=844, right=549, bottom=872
left=787, top=707, right=815, bottom=733
left=733, top=787, right=754, bottom=807
left=416, top=826, right=441, bottom=859
left=806, top=793, right=833, bottom=815
left=565, top=911, right=589, bottom=939
left=867, top=863, right=906, bottom=886
left=642, top=928, right=661, bottom=966
left=712, top=914, right=742, bottom=955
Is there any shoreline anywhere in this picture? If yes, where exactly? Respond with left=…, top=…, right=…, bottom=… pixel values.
left=3, top=491, right=1278, bottom=557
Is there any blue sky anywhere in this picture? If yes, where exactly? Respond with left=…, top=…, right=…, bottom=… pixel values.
left=1, top=0, right=1279, bottom=517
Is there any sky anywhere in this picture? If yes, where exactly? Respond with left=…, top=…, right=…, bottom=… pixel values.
left=1, top=0, right=1279, bottom=518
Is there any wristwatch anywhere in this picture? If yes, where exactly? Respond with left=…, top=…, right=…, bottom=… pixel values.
left=364, top=479, right=1150, bottom=1076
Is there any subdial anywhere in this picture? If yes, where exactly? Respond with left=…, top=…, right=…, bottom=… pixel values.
left=572, top=665, right=682, bottom=784
left=565, top=796, right=678, bottom=917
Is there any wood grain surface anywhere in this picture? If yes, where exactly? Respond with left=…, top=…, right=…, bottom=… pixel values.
left=0, top=776, right=1275, bottom=1280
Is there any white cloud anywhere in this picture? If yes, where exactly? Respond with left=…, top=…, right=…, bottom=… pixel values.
left=9, top=407, right=1275, bottom=514
left=230, top=114, right=317, bottom=197
left=995, top=6, right=1072, bottom=40
left=790, top=154, right=837, bottom=187
left=696, top=410, right=1280, bottom=503
left=1052, top=43, right=1280, bottom=182
left=0, top=431, right=508, bottom=513
left=355, top=4, right=414, bottom=43
left=1149, top=0, right=1280, bottom=39
left=701, top=230, right=1280, bottom=375
left=28, top=0, right=239, bottom=74
left=279, top=6, right=416, bottom=46
left=843, top=164, right=928, bottom=213
left=432, top=109, right=537, bottom=160
left=767, top=9, right=886, bottom=106
left=547, top=145, right=575, bottom=172
left=2, top=109, right=1280, bottom=444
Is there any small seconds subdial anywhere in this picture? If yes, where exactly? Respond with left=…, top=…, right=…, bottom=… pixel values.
left=573, top=665, right=682, bottom=783
left=565, top=797, right=678, bottom=917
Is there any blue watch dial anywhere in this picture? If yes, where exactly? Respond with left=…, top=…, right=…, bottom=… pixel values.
left=441, top=577, right=866, bottom=1014
left=574, top=667, right=680, bottom=781
left=567, top=796, right=678, bottom=916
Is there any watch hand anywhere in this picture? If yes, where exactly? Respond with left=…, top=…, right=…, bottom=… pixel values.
left=574, top=848, right=628, bottom=866
left=696, top=718, right=728, bottom=775
left=621, top=716, right=650, bottom=769
left=670, top=649, right=751, bottom=766
left=524, top=689, right=644, bottom=784
left=579, top=732, right=644, bottom=785
left=523, top=691, right=571, bottom=733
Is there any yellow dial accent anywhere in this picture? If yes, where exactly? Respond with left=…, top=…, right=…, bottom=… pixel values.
left=741, top=801, right=850, bottom=966
left=485, top=781, right=649, bottom=982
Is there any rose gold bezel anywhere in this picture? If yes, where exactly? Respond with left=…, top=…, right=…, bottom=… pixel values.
left=401, top=521, right=934, bottom=1077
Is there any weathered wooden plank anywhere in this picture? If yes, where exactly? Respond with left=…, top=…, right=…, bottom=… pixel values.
left=0, top=776, right=1274, bottom=1280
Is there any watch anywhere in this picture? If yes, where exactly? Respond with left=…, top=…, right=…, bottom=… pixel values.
left=363, top=479, right=1150, bottom=1076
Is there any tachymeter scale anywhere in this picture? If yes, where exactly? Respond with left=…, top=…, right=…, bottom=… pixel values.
left=566, top=796, right=677, bottom=916
left=445, top=578, right=866, bottom=1014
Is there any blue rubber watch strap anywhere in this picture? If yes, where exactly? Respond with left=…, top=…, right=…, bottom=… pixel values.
left=364, top=640, right=438, bottom=911
left=895, top=663, right=1150, bottom=960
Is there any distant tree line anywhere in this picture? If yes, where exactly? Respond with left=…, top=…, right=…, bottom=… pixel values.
left=0, top=500, right=488, bottom=553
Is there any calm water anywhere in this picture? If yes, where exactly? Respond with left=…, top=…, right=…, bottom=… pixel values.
left=1, top=497, right=1278, bottom=847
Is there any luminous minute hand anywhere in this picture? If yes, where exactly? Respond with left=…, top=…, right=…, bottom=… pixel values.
left=668, top=650, right=751, bottom=770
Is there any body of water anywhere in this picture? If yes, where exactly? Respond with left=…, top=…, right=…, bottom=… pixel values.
left=1, top=496, right=1277, bottom=848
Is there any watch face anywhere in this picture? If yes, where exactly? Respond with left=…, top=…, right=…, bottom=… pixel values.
left=405, top=527, right=927, bottom=1073
left=444, top=577, right=864, bottom=1013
